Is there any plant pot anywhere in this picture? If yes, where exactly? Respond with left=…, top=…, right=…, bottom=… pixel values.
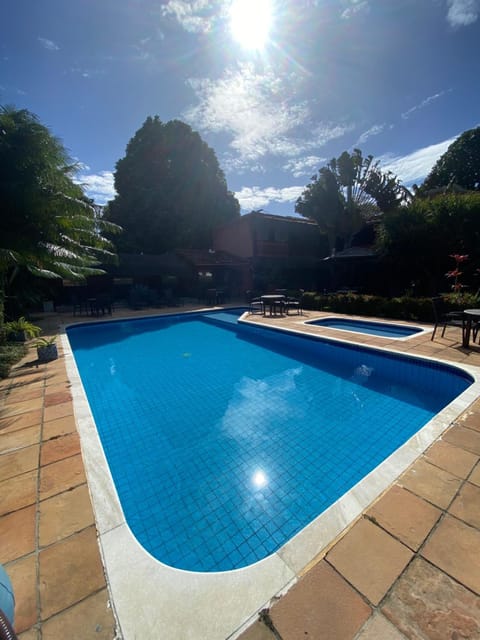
left=8, top=330, right=27, bottom=342
left=37, top=344, right=58, bottom=363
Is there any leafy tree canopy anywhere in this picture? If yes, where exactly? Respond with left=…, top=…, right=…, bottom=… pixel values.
left=0, top=105, right=120, bottom=317
left=295, top=149, right=409, bottom=256
left=421, top=126, right=480, bottom=193
left=105, top=116, right=240, bottom=253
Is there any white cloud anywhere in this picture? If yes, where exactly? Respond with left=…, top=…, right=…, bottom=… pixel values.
left=235, top=185, right=304, bottom=212
left=401, top=90, right=450, bottom=120
left=76, top=171, right=116, bottom=205
left=355, top=123, right=387, bottom=146
left=161, top=0, right=221, bottom=33
left=185, top=63, right=352, bottom=170
left=378, top=135, right=457, bottom=186
left=341, top=0, right=370, bottom=19
left=283, top=155, right=326, bottom=178
left=446, top=0, right=479, bottom=26
left=38, top=37, right=60, bottom=51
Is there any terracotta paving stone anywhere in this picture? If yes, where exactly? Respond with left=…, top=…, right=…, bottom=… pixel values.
left=43, top=402, right=73, bottom=423
left=40, top=432, right=80, bottom=466
left=0, top=470, right=37, bottom=517
left=0, top=444, right=40, bottom=482
left=424, top=439, right=479, bottom=479
left=6, top=554, right=37, bottom=633
left=1, top=397, right=44, bottom=417
left=44, top=391, right=72, bottom=408
left=442, top=424, right=480, bottom=456
left=0, top=409, right=43, bottom=435
left=448, top=481, right=480, bottom=528
left=355, top=612, right=407, bottom=639
left=39, top=526, right=106, bottom=620
left=458, top=410, right=480, bottom=432
left=39, top=483, right=95, bottom=547
left=398, top=457, right=462, bottom=509
left=18, top=628, right=40, bottom=639
left=40, top=589, right=116, bottom=640
left=470, top=461, right=480, bottom=487
left=269, top=560, right=372, bottom=640
left=382, top=557, right=480, bottom=640
left=42, top=414, right=77, bottom=441
left=366, top=484, right=441, bottom=551
left=236, top=620, right=277, bottom=640
left=4, top=387, right=43, bottom=404
left=0, top=505, right=36, bottom=564
left=421, top=514, right=480, bottom=595
left=326, top=517, right=413, bottom=606
left=39, top=453, right=86, bottom=500
left=0, top=425, right=41, bottom=453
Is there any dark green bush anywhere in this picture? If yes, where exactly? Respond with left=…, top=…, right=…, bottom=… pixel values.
left=0, top=343, right=28, bottom=379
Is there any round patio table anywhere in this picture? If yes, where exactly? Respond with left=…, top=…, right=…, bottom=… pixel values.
left=462, top=309, right=480, bottom=348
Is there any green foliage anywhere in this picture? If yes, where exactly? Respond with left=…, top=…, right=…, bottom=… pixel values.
left=0, top=105, right=121, bottom=321
left=105, top=116, right=240, bottom=254
left=0, top=342, right=28, bottom=378
left=421, top=126, right=480, bottom=192
left=296, top=149, right=409, bottom=256
left=3, top=317, right=41, bottom=340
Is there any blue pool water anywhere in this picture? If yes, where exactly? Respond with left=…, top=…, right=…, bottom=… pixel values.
left=67, top=310, right=472, bottom=572
left=307, top=317, right=423, bottom=338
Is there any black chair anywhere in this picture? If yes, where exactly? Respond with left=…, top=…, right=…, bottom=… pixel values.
left=284, top=290, right=304, bottom=316
left=246, top=290, right=264, bottom=314
left=431, top=297, right=465, bottom=340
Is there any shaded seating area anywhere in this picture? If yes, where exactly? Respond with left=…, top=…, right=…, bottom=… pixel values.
left=283, top=290, right=304, bottom=315
left=431, top=296, right=470, bottom=341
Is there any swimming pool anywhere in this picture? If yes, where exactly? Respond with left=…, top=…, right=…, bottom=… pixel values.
left=67, top=309, right=472, bottom=573
left=306, top=316, right=425, bottom=338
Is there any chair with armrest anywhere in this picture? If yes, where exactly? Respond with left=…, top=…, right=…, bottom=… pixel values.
left=284, top=290, right=304, bottom=316
left=431, top=296, right=465, bottom=340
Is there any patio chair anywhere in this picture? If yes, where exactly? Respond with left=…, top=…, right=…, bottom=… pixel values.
left=284, top=290, right=304, bottom=316
left=246, top=290, right=264, bottom=314
left=431, top=296, right=466, bottom=340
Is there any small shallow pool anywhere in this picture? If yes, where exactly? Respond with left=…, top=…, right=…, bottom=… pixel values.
left=306, top=316, right=425, bottom=338
left=67, top=309, right=471, bottom=573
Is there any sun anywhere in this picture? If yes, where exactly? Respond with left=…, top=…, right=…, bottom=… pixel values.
left=229, top=0, right=272, bottom=51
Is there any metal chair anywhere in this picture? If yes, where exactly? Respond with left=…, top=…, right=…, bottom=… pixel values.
left=431, top=297, right=465, bottom=340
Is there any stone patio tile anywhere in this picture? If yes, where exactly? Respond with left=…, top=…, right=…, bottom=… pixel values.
left=355, top=612, right=407, bottom=639
left=442, top=425, right=480, bottom=456
left=236, top=620, right=277, bottom=640
left=4, top=387, right=43, bottom=404
left=0, top=505, right=36, bottom=564
left=326, top=518, right=413, bottom=606
left=44, top=390, right=72, bottom=408
left=42, top=414, right=77, bottom=441
left=382, top=557, right=480, bottom=639
left=40, top=433, right=80, bottom=466
left=41, top=588, right=116, bottom=640
left=1, top=397, right=44, bottom=417
left=6, top=554, right=37, bottom=633
left=43, top=402, right=73, bottom=423
left=0, top=444, right=40, bottom=482
left=39, top=526, right=106, bottom=620
left=448, top=481, right=480, bottom=528
left=0, top=425, right=41, bottom=453
left=18, top=628, right=40, bottom=640
left=367, top=485, right=441, bottom=551
left=424, top=439, right=478, bottom=478
left=269, top=560, right=371, bottom=640
left=421, top=514, right=480, bottom=594
left=0, top=409, right=43, bottom=435
left=458, top=410, right=480, bottom=433
left=39, top=454, right=86, bottom=500
left=398, top=458, right=462, bottom=509
left=470, top=461, right=480, bottom=487
left=39, top=483, right=95, bottom=547
left=0, top=470, right=37, bottom=517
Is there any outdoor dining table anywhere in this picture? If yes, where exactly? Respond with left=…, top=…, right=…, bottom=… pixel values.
left=462, top=308, right=480, bottom=348
left=261, top=294, right=285, bottom=316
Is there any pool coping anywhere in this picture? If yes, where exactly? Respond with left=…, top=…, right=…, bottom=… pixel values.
left=61, top=310, right=480, bottom=640
left=303, top=314, right=431, bottom=341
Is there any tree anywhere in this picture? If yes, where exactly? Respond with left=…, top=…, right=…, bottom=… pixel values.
left=0, top=105, right=120, bottom=321
left=421, top=126, right=480, bottom=193
left=295, top=149, right=409, bottom=256
left=105, top=117, right=240, bottom=253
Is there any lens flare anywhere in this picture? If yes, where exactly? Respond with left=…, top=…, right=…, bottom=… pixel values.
left=230, top=0, right=272, bottom=51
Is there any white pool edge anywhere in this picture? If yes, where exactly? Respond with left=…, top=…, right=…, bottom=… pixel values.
left=61, top=317, right=480, bottom=640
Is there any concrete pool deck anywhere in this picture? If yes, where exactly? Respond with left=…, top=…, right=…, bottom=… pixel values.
left=1, top=305, right=480, bottom=639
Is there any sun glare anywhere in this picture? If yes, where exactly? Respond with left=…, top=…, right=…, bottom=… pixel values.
left=229, top=0, right=272, bottom=51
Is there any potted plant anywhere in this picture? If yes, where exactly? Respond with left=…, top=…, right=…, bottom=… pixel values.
left=34, top=336, right=58, bottom=362
left=3, top=317, right=42, bottom=342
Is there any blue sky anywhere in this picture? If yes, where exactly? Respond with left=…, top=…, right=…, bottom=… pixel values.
left=1, top=0, right=479, bottom=216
